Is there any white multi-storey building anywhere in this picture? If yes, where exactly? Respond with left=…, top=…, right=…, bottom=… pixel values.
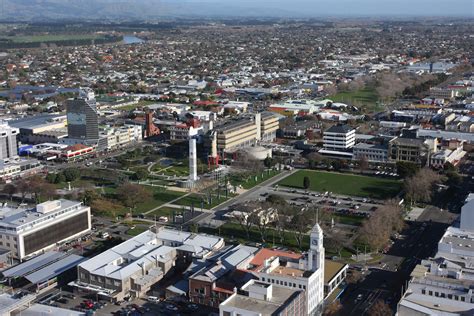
left=322, top=124, right=355, bottom=151
left=245, top=223, right=325, bottom=315
left=397, top=195, right=474, bottom=315
left=0, top=123, right=19, bottom=162
left=0, top=200, right=91, bottom=260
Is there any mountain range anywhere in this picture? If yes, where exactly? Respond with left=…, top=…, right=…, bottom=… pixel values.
left=1, top=0, right=471, bottom=21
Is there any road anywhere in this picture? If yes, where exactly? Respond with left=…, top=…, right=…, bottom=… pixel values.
left=338, top=218, right=451, bottom=315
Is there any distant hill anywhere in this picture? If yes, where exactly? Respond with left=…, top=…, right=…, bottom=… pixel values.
left=1, top=0, right=303, bottom=21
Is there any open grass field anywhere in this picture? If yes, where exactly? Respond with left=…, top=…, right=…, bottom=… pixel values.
left=330, top=87, right=382, bottom=112
left=230, top=170, right=280, bottom=190
left=173, top=193, right=231, bottom=209
left=1, top=34, right=103, bottom=43
left=278, top=170, right=402, bottom=199
left=135, top=187, right=185, bottom=213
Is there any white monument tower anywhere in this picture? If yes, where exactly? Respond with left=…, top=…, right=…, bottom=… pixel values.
left=189, top=138, right=198, bottom=182
left=307, top=223, right=325, bottom=314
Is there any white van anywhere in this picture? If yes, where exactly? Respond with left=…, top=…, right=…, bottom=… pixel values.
left=148, top=296, right=159, bottom=303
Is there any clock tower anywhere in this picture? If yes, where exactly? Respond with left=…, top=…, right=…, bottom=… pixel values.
left=308, top=223, right=324, bottom=272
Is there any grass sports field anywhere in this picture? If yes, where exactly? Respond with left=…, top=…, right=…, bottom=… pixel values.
left=278, top=170, right=402, bottom=199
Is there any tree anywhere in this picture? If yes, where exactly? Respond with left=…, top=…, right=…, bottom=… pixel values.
left=117, top=183, right=151, bottom=211
left=303, top=176, right=311, bottom=190
left=63, top=168, right=81, bottom=182
left=91, top=198, right=123, bottom=218
left=359, top=212, right=390, bottom=253
left=133, top=169, right=149, bottom=181
left=264, top=156, right=275, bottom=169
left=323, top=300, right=342, bottom=316
left=55, top=173, right=66, bottom=184
left=81, top=189, right=100, bottom=206
left=16, top=179, right=30, bottom=202
left=404, top=168, right=442, bottom=205
left=46, top=173, right=57, bottom=184
left=251, top=203, right=273, bottom=243
left=2, top=184, right=17, bottom=201
left=289, top=209, right=311, bottom=250
left=234, top=202, right=258, bottom=240
left=28, top=176, right=56, bottom=203
left=396, top=161, right=420, bottom=179
left=266, top=194, right=287, bottom=206
left=368, top=300, right=392, bottom=316
left=346, top=270, right=363, bottom=284
left=357, top=156, right=369, bottom=174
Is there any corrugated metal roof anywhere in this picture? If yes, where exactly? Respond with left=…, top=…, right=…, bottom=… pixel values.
left=2, top=252, right=63, bottom=278
left=25, top=254, right=85, bottom=284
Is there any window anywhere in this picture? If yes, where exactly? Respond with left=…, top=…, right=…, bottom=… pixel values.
left=429, top=291, right=433, bottom=296
left=262, top=278, right=265, bottom=282
left=435, top=292, right=439, bottom=297
left=284, top=282, right=288, bottom=286
left=461, top=297, right=465, bottom=302
left=454, top=295, right=459, bottom=301
left=421, top=289, right=426, bottom=294
left=448, top=294, right=453, bottom=299
left=440, top=293, right=445, bottom=298
left=299, top=285, right=302, bottom=289
left=293, top=283, right=296, bottom=287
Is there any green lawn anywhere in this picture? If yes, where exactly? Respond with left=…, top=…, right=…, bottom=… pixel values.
left=230, top=170, right=280, bottom=190
left=135, top=187, right=185, bottom=213
left=144, top=207, right=178, bottom=219
left=200, top=222, right=310, bottom=250
left=199, top=222, right=354, bottom=258
left=173, top=193, right=230, bottom=209
left=126, top=226, right=149, bottom=236
left=333, top=214, right=365, bottom=226
left=330, top=87, right=382, bottom=112
left=278, top=170, right=402, bottom=199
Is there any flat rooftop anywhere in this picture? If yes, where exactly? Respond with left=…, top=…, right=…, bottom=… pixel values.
left=270, top=266, right=305, bottom=278
left=0, top=199, right=86, bottom=230
left=222, top=285, right=300, bottom=315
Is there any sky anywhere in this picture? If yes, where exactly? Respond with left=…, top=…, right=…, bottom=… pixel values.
left=7, top=0, right=474, bottom=20
left=179, top=0, right=473, bottom=17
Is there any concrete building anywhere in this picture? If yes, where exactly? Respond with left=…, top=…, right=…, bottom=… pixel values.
left=97, top=125, right=143, bottom=152
left=219, top=280, right=306, bottom=316
left=388, top=136, right=435, bottom=165
left=0, top=159, right=42, bottom=181
left=72, top=226, right=224, bottom=302
left=430, top=145, right=466, bottom=169
left=397, top=195, right=474, bottom=315
left=246, top=224, right=326, bottom=315
left=188, top=244, right=259, bottom=308
left=9, top=114, right=67, bottom=144
left=215, top=116, right=260, bottom=151
left=0, top=123, right=19, bottom=162
left=324, top=260, right=348, bottom=302
left=322, top=124, right=355, bottom=151
left=0, top=200, right=91, bottom=261
left=319, top=124, right=355, bottom=160
left=260, top=112, right=279, bottom=142
left=352, top=143, right=389, bottom=163
left=460, top=194, right=474, bottom=232
left=66, top=88, right=99, bottom=144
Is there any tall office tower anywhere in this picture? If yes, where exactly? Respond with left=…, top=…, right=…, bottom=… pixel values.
left=0, top=122, right=19, bottom=162
left=189, top=138, right=198, bottom=182
left=66, top=88, right=99, bottom=143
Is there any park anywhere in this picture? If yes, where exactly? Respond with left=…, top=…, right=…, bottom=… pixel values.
left=277, top=170, right=402, bottom=200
